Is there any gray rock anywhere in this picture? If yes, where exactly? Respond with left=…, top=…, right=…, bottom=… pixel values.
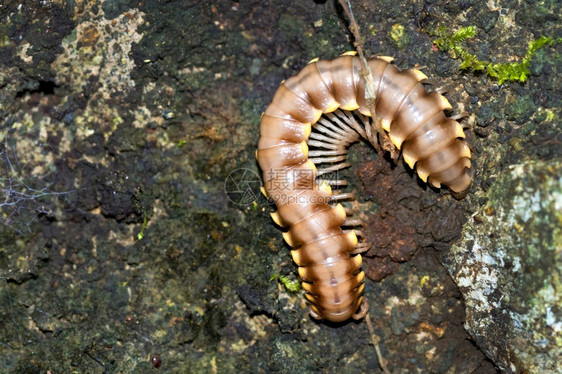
left=444, top=159, right=562, bottom=373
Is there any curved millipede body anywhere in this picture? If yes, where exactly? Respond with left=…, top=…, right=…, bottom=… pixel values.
left=257, top=53, right=472, bottom=323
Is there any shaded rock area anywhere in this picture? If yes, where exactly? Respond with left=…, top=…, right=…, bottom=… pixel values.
left=444, top=159, right=562, bottom=373
left=0, top=0, right=559, bottom=373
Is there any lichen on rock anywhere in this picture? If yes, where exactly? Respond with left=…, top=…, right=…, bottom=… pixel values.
left=444, top=159, right=562, bottom=373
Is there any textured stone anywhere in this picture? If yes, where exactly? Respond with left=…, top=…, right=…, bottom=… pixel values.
left=444, top=159, right=562, bottom=373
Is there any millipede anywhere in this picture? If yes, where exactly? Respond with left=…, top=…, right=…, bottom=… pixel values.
left=256, top=52, right=472, bottom=323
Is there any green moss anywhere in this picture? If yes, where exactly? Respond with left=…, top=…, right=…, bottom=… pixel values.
left=301, top=13, right=346, bottom=58
left=271, top=274, right=301, bottom=292
left=388, top=23, right=408, bottom=50
left=433, top=26, right=558, bottom=84
left=0, top=25, right=13, bottom=47
left=506, top=94, right=536, bottom=123
left=137, top=214, right=148, bottom=240
left=545, top=109, right=555, bottom=122
left=278, top=13, right=306, bottom=38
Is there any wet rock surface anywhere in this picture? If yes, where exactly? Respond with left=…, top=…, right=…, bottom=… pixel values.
left=444, top=159, right=562, bottom=373
left=0, top=0, right=559, bottom=373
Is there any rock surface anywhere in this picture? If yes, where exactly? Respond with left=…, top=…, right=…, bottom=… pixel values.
left=0, top=0, right=559, bottom=372
left=444, top=159, right=562, bottom=373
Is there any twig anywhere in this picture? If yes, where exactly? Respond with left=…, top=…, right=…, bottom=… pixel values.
left=337, top=0, right=398, bottom=160
left=0, top=137, right=73, bottom=236
left=365, top=312, right=391, bottom=374
left=338, top=0, right=375, bottom=104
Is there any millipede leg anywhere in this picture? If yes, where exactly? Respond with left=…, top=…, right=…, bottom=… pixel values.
left=330, top=192, right=356, bottom=201
left=309, top=131, right=351, bottom=147
left=307, top=139, right=345, bottom=150
left=322, top=179, right=348, bottom=187
left=324, top=110, right=366, bottom=139
left=353, top=229, right=366, bottom=240
left=334, top=110, right=371, bottom=143
left=309, top=155, right=348, bottom=164
left=448, top=112, right=469, bottom=121
left=318, top=117, right=361, bottom=143
left=315, top=123, right=352, bottom=141
left=308, top=149, right=348, bottom=157
left=353, top=298, right=369, bottom=320
left=308, top=304, right=322, bottom=320
left=317, top=162, right=352, bottom=176
left=342, top=218, right=363, bottom=226
left=435, top=86, right=448, bottom=95
left=350, top=242, right=372, bottom=254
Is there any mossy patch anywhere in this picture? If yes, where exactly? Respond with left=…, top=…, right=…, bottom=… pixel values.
left=388, top=23, right=408, bottom=50
left=433, top=25, right=558, bottom=84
